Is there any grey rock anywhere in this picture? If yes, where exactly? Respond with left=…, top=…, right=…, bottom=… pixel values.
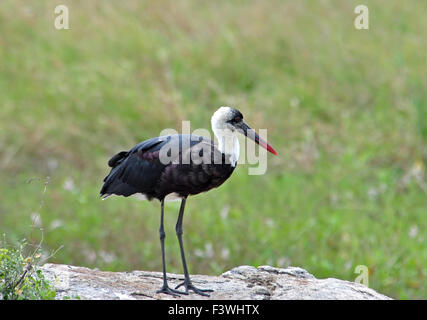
left=40, top=263, right=391, bottom=300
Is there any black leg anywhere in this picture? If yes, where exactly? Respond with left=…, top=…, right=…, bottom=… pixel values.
left=174, top=197, right=214, bottom=296
left=156, top=199, right=186, bottom=297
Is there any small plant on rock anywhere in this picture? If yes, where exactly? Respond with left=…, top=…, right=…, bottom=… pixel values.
left=0, top=239, right=56, bottom=300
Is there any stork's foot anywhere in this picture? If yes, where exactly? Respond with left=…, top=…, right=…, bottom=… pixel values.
left=156, top=284, right=187, bottom=297
left=175, top=280, right=214, bottom=297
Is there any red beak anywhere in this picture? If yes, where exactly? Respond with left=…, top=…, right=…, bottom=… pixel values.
left=240, top=122, right=278, bottom=155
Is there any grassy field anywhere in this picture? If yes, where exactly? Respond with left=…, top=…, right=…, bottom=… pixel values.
left=0, top=0, right=426, bottom=299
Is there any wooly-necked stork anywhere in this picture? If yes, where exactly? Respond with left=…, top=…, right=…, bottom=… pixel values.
left=100, top=106, right=277, bottom=296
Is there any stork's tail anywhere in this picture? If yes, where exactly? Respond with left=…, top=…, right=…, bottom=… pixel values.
left=100, top=150, right=136, bottom=198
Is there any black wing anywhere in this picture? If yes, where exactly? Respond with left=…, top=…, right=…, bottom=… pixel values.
left=100, top=135, right=208, bottom=200
left=100, top=137, right=167, bottom=199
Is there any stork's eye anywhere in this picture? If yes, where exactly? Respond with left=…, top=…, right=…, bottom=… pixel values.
left=234, top=116, right=241, bottom=122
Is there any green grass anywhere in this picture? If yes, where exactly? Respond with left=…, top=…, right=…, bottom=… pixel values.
left=0, top=0, right=426, bottom=299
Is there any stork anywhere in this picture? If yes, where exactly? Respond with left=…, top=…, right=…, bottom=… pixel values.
left=100, top=106, right=277, bottom=296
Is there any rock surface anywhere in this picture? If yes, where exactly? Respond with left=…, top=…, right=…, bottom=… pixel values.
left=40, top=263, right=391, bottom=300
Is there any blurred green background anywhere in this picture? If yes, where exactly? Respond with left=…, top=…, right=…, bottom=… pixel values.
left=0, top=0, right=426, bottom=299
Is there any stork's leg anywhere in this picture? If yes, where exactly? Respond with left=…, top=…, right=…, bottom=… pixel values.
left=156, top=199, right=186, bottom=296
left=174, top=197, right=214, bottom=296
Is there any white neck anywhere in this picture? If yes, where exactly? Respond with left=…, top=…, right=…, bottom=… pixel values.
left=213, top=128, right=240, bottom=167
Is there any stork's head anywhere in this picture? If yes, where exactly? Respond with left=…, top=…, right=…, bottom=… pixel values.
left=211, top=106, right=278, bottom=155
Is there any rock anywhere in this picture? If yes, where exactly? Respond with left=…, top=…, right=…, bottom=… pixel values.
left=40, top=263, right=391, bottom=300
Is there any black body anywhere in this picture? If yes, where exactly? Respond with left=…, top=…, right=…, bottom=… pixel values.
left=100, top=134, right=236, bottom=201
